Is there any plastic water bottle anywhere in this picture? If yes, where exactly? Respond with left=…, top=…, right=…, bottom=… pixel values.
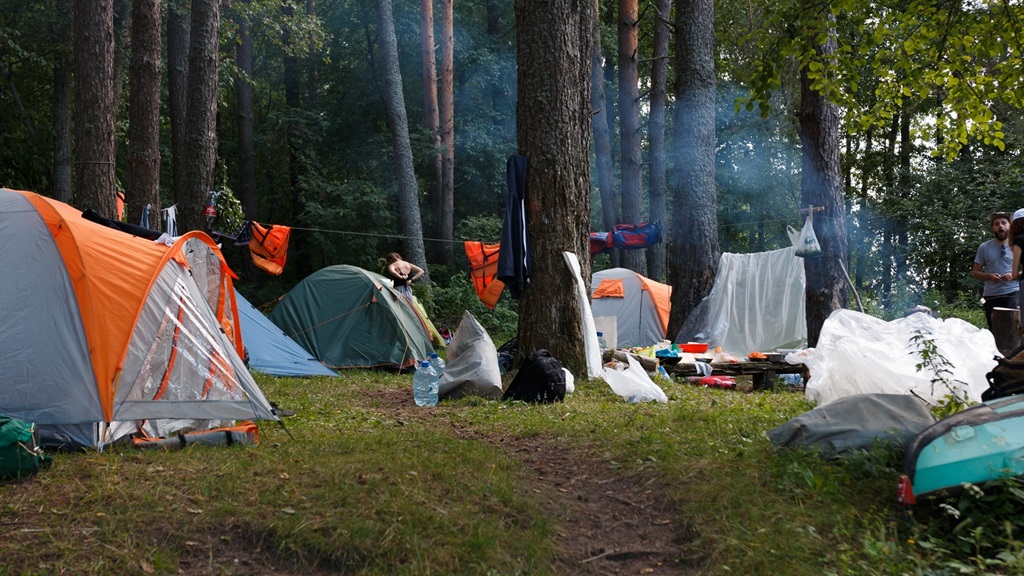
left=429, top=352, right=446, bottom=375
left=597, top=332, right=608, bottom=350
left=413, top=361, right=439, bottom=407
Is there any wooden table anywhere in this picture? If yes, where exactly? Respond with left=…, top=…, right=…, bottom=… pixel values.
left=603, top=350, right=808, bottom=390
left=664, top=358, right=808, bottom=390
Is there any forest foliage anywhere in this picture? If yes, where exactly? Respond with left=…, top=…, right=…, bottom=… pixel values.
left=0, top=0, right=1021, bottom=326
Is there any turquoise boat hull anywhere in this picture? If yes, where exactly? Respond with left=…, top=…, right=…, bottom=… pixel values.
left=904, top=395, right=1024, bottom=499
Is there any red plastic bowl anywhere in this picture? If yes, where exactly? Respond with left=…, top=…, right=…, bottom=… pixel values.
left=680, top=342, right=709, bottom=354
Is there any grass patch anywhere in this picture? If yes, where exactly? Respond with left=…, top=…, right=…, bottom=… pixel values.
left=0, top=371, right=1012, bottom=574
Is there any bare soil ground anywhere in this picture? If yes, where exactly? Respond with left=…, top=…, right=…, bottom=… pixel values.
left=363, top=388, right=705, bottom=575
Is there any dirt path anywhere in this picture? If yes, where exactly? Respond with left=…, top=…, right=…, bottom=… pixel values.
left=365, top=389, right=704, bottom=575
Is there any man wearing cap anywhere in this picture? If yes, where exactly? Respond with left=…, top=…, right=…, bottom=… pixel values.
left=973, top=211, right=1017, bottom=330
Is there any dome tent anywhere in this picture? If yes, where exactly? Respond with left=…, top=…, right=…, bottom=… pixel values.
left=269, top=265, right=436, bottom=370
left=590, top=268, right=672, bottom=348
left=235, top=290, right=338, bottom=377
left=0, top=189, right=277, bottom=449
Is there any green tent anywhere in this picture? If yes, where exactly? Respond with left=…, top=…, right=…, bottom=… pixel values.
left=269, top=265, right=436, bottom=370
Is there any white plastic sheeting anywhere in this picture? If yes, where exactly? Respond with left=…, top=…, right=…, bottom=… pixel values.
left=677, top=247, right=806, bottom=356
left=803, top=309, right=999, bottom=406
left=563, top=252, right=603, bottom=378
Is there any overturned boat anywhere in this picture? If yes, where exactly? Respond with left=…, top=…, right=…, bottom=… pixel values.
left=899, top=394, right=1024, bottom=504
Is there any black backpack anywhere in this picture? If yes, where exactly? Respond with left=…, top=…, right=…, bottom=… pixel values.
left=502, top=349, right=566, bottom=403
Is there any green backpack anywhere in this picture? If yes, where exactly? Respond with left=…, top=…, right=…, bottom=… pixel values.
left=0, top=415, right=51, bottom=480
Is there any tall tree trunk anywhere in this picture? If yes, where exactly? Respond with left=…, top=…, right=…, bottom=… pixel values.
left=667, top=0, right=716, bottom=337
left=74, top=0, right=117, bottom=217
left=617, top=0, right=645, bottom=273
left=590, top=0, right=619, bottom=266
left=375, top=0, right=430, bottom=281
left=167, top=0, right=190, bottom=212
left=799, top=13, right=848, bottom=348
left=420, top=0, right=443, bottom=259
left=51, top=4, right=73, bottom=204
left=178, top=0, right=220, bottom=233
left=646, top=0, right=672, bottom=281
left=235, top=0, right=257, bottom=221
left=514, top=0, right=593, bottom=375
left=438, top=0, right=455, bottom=264
left=127, top=0, right=162, bottom=231
left=281, top=2, right=312, bottom=278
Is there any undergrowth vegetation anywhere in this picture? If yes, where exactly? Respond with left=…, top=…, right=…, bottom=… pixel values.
left=3, top=370, right=1024, bottom=574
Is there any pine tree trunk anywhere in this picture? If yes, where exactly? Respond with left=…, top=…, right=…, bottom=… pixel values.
left=799, top=14, right=848, bottom=347
left=235, top=0, right=257, bottom=221
left=420, top=0, right=443, bottom=260
left=167, top=0, right=190, bottom=214
left=376, top=0, right=430, bottom=280
left=179, top=0, right=220, bottom=233
left=74, top=0, right=117, bottom=217
left=438, top=0, right=455, bottom=264
left=646, top=0, right=672, bottom=281
left=128, top=0, right=162, bottom=231
left=617, top=0, right=645, bottom=274
left=667, top=0, right=717, bottom=337
left=51, top=6, right=73, bottom=204
left=514, top=0, right=593, bottom=375
left=591, top=0, right=619, bottom=260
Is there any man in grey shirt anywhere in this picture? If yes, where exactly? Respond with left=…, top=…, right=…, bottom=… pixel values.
left=973, top=211, right=1017, bottom=329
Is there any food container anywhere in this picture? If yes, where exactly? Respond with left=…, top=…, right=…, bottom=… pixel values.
left=765, top=353, right=784, bottom=363
left=680, top=342, right=709, bottom=354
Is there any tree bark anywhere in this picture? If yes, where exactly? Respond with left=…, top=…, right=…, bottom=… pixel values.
left=667, top=0, right=717, bottom=338
left=128, top=0, right=162, bottom=231
left=51, top=7, right=73, bottom=204
left=799, top=13, right=848, bottom=347
left=591, top=0, right=619, bottom=262
left=167, top=0, right=190, bottom=214
left=646, top=0, right=672, bottom=281
left=514, top=0, right=593, bottom=375
left=375, top=0, right=430, bottom=281
left=178, top=0, right=220, bottom=233
left=617, top=0, right=645, bottom=273
left=235, top=0, right=257, bottom=221
left=420, top=0, right=443, bottom=260
left=438, top=0, right=455, bottom=264
left=74, top=0, right=117, bottom=217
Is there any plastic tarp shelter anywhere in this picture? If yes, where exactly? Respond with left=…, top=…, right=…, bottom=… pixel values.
left=802, top=309, right=998, bottom=406
left=677, top=246, right=806, bottom=355
left=235, top=290, right=337, bottom=377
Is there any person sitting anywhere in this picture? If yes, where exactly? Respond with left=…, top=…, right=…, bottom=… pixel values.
left=385, top=252, right=424, bottom=300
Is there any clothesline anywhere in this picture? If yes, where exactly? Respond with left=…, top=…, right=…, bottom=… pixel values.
left=278, top=216, right=839, bottom=245
left=159, top=209, right=837, bottom=246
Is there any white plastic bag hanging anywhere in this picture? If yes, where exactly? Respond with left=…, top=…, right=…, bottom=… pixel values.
left=787, top=216, right=821, bottom=258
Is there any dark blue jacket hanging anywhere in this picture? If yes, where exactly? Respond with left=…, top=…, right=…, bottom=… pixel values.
left=498, top=154, right=531, bottom=299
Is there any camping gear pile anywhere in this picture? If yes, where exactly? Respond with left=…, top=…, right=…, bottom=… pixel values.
left=0, top=188, right=277, bottom=450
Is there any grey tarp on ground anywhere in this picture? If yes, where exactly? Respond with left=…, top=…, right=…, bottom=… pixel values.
left=437, top=311, right=503, bottom=401
left=767, top=393, right=937, bottom=457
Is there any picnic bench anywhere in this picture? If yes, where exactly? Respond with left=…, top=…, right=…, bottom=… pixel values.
left=604, top=350, right=808, bottom=391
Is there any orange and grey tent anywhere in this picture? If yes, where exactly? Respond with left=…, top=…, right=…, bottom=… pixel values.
left=591, top=268, right=672, bottom=348
left=0, top=189, right=276, bottom=449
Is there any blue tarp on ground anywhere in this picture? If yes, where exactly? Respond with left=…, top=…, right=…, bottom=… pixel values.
left=236, top=290, right=338, bottom=377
